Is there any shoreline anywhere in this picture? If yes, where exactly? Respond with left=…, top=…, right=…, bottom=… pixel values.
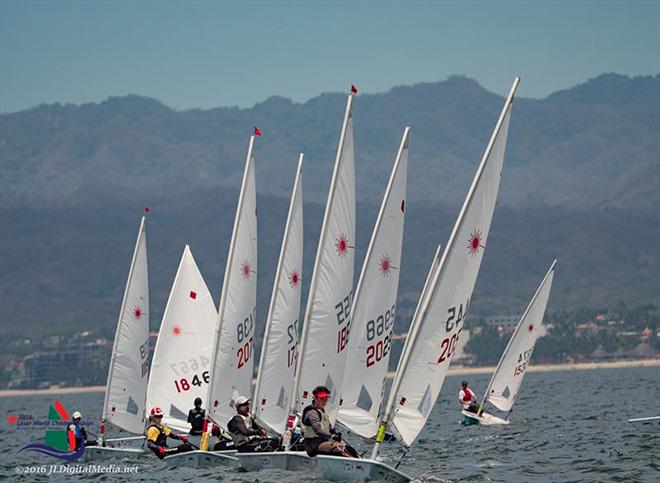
left=1, top=358, right=658, bottom=398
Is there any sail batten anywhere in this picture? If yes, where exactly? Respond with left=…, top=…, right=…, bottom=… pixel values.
left=384, top=77, right=520, bottom=449
left=103, top=216, right=150, bottom=434
left=207, top=136, right=258, bottom=429
left=253, top=154, right=304, bottom=436
left=337, top=128, right=409, bottom=438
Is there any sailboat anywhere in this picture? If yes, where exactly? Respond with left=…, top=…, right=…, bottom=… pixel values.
left=628, top=416, right=660, bottom=434
left=336, top=127, right=409, bottom=439
left=463, top=260, right=557, bottom=426
left=145, top=246, right=218, bottom=437
left=86, top=216, right=150, bottom=459
left=237, top=90, right=356, bottom=473
left=316, top=77, right=520, bottom=482
left=236, top=155, right=313, bottom=471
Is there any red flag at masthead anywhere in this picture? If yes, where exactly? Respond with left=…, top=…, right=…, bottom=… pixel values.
left=254, top=126, right=262, bottom=136
left=144, top=206, right=151, bottom=213
left=350, top=84, right=358, bottom=95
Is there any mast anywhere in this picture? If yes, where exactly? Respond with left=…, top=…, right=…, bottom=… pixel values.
left=253, top=153, right=304, bottom=434
left=289, top=94, right=353, bottom=423
left=479, top=259, right=557, bottom=415
left=102, top=215, right=146, bottom=424
left=372, top=76, right=520, bottom=458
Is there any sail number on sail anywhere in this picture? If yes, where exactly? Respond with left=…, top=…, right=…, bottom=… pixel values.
left=237, top=307, right=256, bottom=369
left=139, top=340, right=149, bottom=377
left=365, top=304, right=395, bottom=367
left=437, top=299, right=470, bottom=364
left=336, top=291, right=353, bottom=353
left=514, top=349, right=533, bottom=376
left=170, top=355, right=211, bottom=393
left=287, top=320, right=299, bottom=367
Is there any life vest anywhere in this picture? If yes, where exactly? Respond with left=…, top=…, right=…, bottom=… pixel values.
left=146, top=423, right=170, bottom=447
left=228, top=414, right=256, bottom=447
left=462, top=388, right=474, bottom=402
left=301, top=405, right=330, bottom=440
left=67, top=423, right=85, bottom=450
left=188, top=407, right=205, bottom=433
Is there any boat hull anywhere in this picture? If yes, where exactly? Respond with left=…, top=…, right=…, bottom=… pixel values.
left=316, top=455, right=411, bottom=482
left=82, top=446, right=145, bottom=461
left=162, top=449, right=238, bottom=468
left=236, top=451, right=316, bottom=471
left=628, top=416, right=660, bottom=434
left=461, top=410, right=509, bottom=426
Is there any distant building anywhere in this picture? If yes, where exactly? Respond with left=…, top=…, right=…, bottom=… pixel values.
left=485, top=315, right=521, bottom=333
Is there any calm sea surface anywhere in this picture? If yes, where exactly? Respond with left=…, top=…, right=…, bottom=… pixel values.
left=1, top=366, right=658, bottom=482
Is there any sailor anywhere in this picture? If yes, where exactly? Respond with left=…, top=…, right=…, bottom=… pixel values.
left=301, top=386, right=358, bottom=458
left=146, top=407, right=193, bottom=459
left=458, top=380, right=479, bottom=413
left=187, top=397, right=205, bottom=435
left=67, top=411, right=95, bottom=451
left=226, top=396, right=280, bottom=452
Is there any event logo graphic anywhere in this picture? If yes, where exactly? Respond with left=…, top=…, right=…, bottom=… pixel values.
left=18, top=400, right=85, bottom=461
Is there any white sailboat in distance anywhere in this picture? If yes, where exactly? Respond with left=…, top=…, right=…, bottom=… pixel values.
left=317, top=76, right=520, bottom=482
left=86, top=215, right=150, bottom=459
left=464, top=260, right=557, bottom=426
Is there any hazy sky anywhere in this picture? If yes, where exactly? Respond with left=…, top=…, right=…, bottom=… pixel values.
left=1, top=0, right=658, bottom=113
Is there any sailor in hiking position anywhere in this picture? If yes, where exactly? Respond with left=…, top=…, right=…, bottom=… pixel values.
left=67, top=411, right=96, bottom=451
left=458, top=380, right=479, bottom=413
left=146, top=407, right=193, bottom=459
left=187, top=397, right=205, bottom=435
left=227, top=396, right=280, bottom=453
left=302, top=386, right=358, bottom=458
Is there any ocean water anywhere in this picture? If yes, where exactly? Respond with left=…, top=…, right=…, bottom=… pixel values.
left=1, top=366, right=658, bottom=482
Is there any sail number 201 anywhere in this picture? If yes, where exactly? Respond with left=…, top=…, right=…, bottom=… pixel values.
left=237, top=307, right=256, bottom=369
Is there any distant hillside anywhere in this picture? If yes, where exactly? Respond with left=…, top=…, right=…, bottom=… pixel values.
left=0, top=73, right=659, bottom=338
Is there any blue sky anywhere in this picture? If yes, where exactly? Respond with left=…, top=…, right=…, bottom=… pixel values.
left=1, top=0, right=658, bottom=113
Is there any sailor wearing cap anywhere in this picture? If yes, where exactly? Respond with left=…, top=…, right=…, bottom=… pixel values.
left=226, top=396, right=280, bottom=452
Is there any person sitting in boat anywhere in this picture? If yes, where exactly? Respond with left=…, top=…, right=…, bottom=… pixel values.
left=458, top=380, right=479, bottom=413
left=187, top=397, right=205, bottom=435
left=301, top=386, right=358, bottom=458
left=67, top=411, right=96, bottom=451
left=227, top=396, right=280, bottom=452
left=146, top=407, right=193, bottom=459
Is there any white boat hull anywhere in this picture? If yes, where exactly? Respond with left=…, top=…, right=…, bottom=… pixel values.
left=461, top=410, right=510, bottom=426
left=82, top=446, right=145, bottom=461
left=316, top=455, right=411, bottom=482
left=237, top=451, right=316, bottom=472
left=162, top=449, right=238, bottom=468
left=628, top=416, right=660, bottom=434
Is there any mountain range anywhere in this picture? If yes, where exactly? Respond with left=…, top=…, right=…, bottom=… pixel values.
left=1, top=73, right=658, bottom=340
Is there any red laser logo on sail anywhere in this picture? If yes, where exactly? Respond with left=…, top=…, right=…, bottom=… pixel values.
left=173, top=325, right=182, bottom=336
left=379, top=254, right=393, bottom=277
left=467, top=230, right=484, bottom=256
left=335, top=233, right=350, bottom=257
left=241, top=261, right=253, bottom=280
left=133, top=307, right=142, bottom=319
left=289, top=270, right=300, bottom=288
left=528, top=324, right=534, bottom=332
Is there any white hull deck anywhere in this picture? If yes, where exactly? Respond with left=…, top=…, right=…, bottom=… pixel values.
left=236, top=451, right=316, bottom=472
left=316, top=455, right=411, bottom=482
left=162, top=449, right=238, bottom=468
left=461, top=410, right=509, bottom=426
left=628, top=416, right=660, bottom=434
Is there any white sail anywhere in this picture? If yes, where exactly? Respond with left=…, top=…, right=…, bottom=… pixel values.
left=337, top=128, right=409, bottom=438
left=387, top=78, right=520, bottom=448
left=253, top=154, right=304, bottom=435
left=207, top=137, right=258, bottom=428
left=484, top=260, right=556, bottom=413
left=103, top=216, right=150, bottom=434
left=146, top=246, right=217, bottom=432
left=292, top=94, right=356, bottom=423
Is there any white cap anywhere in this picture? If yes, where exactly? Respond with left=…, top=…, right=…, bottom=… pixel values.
left=72, top=411, right=82, bottom=420
left=235, top=396, right=250, bottom=407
